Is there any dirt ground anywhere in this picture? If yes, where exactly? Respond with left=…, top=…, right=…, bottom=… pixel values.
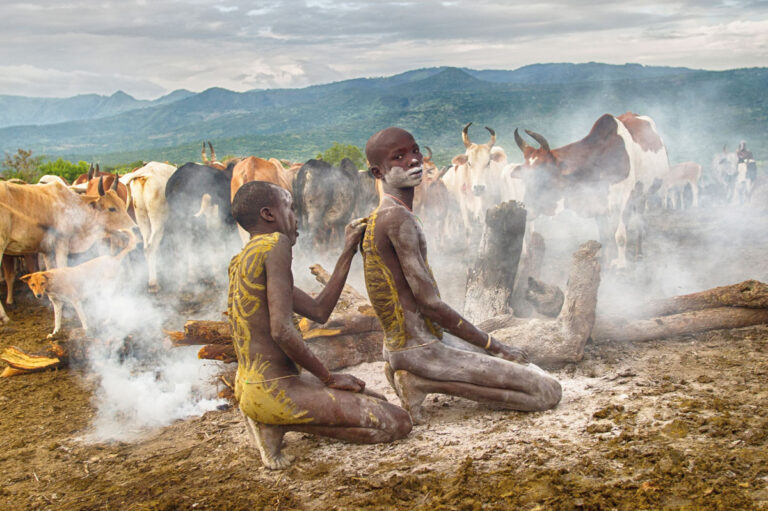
left=1, top=204, right=767, bottom=510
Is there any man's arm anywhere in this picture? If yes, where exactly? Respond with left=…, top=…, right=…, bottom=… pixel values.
left=292, top=218, right=367, bottom=323
left=265, top=234, right=366, bottom=390
left=387, top=212, right=528, bottom=363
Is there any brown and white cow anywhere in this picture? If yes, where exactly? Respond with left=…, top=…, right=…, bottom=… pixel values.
left=121, top=162, right=177, bottom=292
left=230, top=156, right=293, bottom=243
left=0, top=179, right=136, bottom=323
left=664, top=162, right=701, bottom=209
left=442, top=123, right=508, bottom=235
left=512, top=112, right=670, bottom=268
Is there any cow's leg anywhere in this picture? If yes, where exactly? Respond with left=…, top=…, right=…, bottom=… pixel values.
left=134, top=206, right=157, bottom=292
left=0, top=248, right=10, bottom=323
left=2, top=254, right=15, bottom=306
left=690, top=181, right=699, bottom=208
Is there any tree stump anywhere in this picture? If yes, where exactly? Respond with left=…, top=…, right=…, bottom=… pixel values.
left=463, top=201, right=526, bottom=323
left=479, top=240, right=602, bottom=368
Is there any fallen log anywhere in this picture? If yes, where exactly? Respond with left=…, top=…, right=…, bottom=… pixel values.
left=0, top=343, right=68, bottom=376
left=165, top=320, right=231, bottom=346
left=464, top=201, right=527, bottom=323
left=640, top=280, right=768, bottom=318
left=198, top=344, right=237, bottom=364
left=197, top=331, right=383, bottom=370
left=592, top=307, right=768, bottom=343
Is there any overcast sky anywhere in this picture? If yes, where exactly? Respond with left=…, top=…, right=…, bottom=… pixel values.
left=2, top=0, right=766, bottom=99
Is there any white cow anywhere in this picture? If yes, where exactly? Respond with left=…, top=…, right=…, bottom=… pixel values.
left=664, top=162, right=701, bottom=209
left=121, top=162, right=177, bottom=293
left=442, top=123, right=508, bottom=235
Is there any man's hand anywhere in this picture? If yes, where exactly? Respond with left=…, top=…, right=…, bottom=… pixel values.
left=344, top=217, right=368, bottom=253
left=491, top=339, right=530, bottom=364
left=325, top=372, right=366, bottom=392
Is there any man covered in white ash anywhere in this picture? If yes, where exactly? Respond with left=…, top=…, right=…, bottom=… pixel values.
left=361, top=127, right=562, bottom=423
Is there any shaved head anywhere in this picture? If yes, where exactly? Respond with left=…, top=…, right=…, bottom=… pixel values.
left=232, top=180, right=286, bottom=232
left=366, top=127, right=415, bottom=169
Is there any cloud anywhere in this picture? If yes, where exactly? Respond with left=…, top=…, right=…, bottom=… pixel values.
left=0, top=0, right=765, bottom=98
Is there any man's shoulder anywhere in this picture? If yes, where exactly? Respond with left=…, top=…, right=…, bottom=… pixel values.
left=238, top=232, right=291, bottom=273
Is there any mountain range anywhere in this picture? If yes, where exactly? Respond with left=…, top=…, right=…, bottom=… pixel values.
left=1, top=63, right=765, bottom=166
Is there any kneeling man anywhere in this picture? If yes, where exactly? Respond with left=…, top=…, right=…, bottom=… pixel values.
left=363, top=127, right=562, bottom=423
left=229, top=181, right=411, bottom=469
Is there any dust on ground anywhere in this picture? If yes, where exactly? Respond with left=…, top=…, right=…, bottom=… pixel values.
left=1, top=204, right=768, bottom=510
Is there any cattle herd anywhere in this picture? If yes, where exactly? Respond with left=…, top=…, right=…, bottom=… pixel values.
left=0, top=114, right=762, bottom=337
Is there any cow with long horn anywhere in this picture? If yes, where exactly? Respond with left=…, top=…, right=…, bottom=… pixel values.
left=442, top=122, right=509, bottom=237
left=510, top=112, right=670, bottom=268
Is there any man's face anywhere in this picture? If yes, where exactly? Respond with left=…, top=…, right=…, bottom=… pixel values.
left=375, top=132, right=424, bottom=188
left=272, top=189, right=299, bottom=245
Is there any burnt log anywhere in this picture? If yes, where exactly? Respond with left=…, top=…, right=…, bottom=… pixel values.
left=593, top=307, right=768, bottom=342
left=640, top=280, right=768, bottom=318
left=464, top=201, right=527, bottom=322
left=478, top=240, right=602, bottom=367
left=166, top=320, right=231, bottom=346
left=525, top=276, right=565, bottom=318
left=197, top=331, right=383, bottom=370
left=509, top=231, right=546, bottom=318
left=0, top=343, right=69, bottom=376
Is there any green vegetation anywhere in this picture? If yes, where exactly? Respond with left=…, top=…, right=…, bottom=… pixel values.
left=316, top=142, right=366, bottom=168
left=36, top=158, right=90, bottom=183
left=2, top=149, right=44, bottom=182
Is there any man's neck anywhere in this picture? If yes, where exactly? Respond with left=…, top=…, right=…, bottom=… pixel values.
left=381, top=185, right=415, bottom=211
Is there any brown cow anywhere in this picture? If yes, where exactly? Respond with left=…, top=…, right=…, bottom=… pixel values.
left=230, top=156, right=293, bottom=243
left=0, top=179, right=136, bottom=323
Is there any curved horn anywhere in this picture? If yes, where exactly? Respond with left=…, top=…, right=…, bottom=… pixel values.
left=110, top=173, right=119, bottom=191
left=485, top=126, right=496, bottom=148
left=95, top=163, right=100, bottom=174
left=87, top=164, right=94, bottom=181
left=462, top=122, right=473, bottom=148
left=208, top=142, right=217, bottom=162
left=424, top=146, right=433, bottom=160
left=525, top=129, right=550, bottom=152
left=201, top=141, right=208, bottom=163
left=97, top=176, right=105, bottom=196
left=514, top=128, right=532, bottom=153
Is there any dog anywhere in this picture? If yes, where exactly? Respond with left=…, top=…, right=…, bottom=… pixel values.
left=21, top=230, right=137, bottom=338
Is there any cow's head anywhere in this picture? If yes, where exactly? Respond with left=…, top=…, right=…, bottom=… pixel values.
left=458, top=122, right=498, bottom=196
left=513, top=128, right=564, bottom=217
left=82, top=177, right=136, bottom=233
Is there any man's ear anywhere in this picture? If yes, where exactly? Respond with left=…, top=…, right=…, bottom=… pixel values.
left=259, top=206, right=275, bottom=222
left=370, top=165, right=383, bottom=180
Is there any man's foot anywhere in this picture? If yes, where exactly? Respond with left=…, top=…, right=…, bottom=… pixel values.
left=240, top=410, right=293, bottom=470
left=392, top=370, right=428, bottom=425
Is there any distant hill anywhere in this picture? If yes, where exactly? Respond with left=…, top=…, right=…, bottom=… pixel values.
left=0, top=89, right=194, bottom=128
left=1, top=63, right=766, bottom=167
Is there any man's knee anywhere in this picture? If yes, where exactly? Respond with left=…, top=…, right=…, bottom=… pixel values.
left=536, top=377, right=562, bottom=411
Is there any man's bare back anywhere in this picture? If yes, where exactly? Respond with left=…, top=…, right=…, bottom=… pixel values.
left=229, top=181, right=411, bottom=469
left=362, top=127, right=562, bottom=423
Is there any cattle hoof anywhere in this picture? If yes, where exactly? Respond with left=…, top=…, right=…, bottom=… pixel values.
left=148, top=284, right=160, bottom=294
left=4, top=303, right=16, bottom=310
left=0, top=316, right=10, bottom=325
